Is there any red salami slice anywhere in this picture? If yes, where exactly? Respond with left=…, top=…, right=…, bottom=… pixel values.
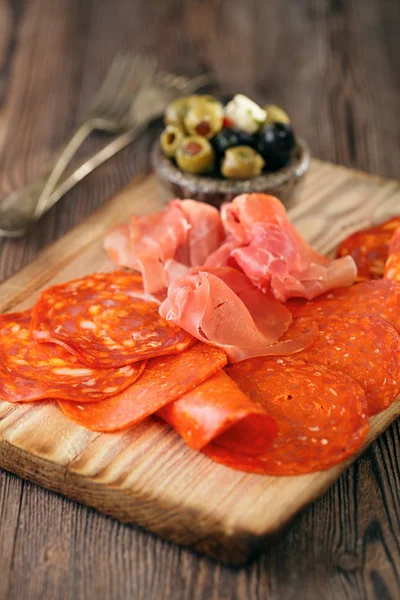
left=292, top=314, right=400, bottom=415
left=288, top=279, right=400, bottom=335
left=58, top=343, right=227, bottom=431
left=384, top=226, right=400, bottom=282
left=158, top=370, right=277, bottom=453
left=0, top=310, right=146, bottom=402
left=336, top=217, right=400, bottom=281
left=204, top=358, right=368, bottom=475
left=31, top=272, right=193, bottom=368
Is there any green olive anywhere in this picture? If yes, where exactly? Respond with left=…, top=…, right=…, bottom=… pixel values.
left=176, top=136, right=215, bottom=174
left=263, top=104, right=291, bottom=126
left=221, top=146, right=265, bottom=179
left=183, top=96, right=224, bottom=139
left=164, top=97, right=190, bottom=129
left=160, top=125, right=185, bottom=158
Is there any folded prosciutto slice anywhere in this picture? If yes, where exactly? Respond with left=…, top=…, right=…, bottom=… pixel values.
left=206, top=194, right=357, bottom=301
left=104, top=200, right=224, bottom=293
left=159, top=267, right=316, bottom=362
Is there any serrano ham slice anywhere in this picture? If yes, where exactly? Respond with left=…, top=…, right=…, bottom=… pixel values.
left=159, top=268, right=316, bottom=362
left=0, top=310, right=146, bottom=402
left=31, top=272, right=192, bottom=368
left=204, top=358, right=368, bottom=475
left=206, top=193, right=357, bottom=301
left=58, top=343, right=227, bottom=431
left=103, top=200, right=223, bottom=293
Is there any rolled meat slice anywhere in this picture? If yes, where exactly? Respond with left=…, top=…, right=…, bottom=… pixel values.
left=204, top=358, right=369, bottom=476
left=158, top=370, right=277, bottom=454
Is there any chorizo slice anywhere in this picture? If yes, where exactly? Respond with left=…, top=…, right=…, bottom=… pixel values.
left=291, top=315, right=400, bottom=415
left=287, top=279, right=400, bottom=335
left=384, top=226, right=400, bottom=282
left=336, top=216, right=400, bottom=281
left=58, top=344, right=227, bottom=431
left=31, top=272, right=192, bottom=368
left=0, top=310, right=145, bottom=402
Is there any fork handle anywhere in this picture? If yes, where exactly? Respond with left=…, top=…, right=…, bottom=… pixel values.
left=35, top=123, right=144, bottom=219
left=32, top=120, right=95, bottom=220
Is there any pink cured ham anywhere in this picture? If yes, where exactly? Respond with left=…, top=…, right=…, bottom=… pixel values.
left=103, top=200, right=224, bottom=293
left=159, top=267, right=316, bottom=362
left=179, top=200, right=224, bottom=266
left=206, top=194, right=357, bottom=301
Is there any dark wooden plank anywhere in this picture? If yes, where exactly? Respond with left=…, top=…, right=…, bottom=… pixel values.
left=0, top=0, right=399, bottom=597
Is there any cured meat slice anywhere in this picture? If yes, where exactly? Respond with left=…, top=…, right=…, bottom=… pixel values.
left=0, top=310, right=146, bottom=402
left=205, top=193, right=357, bottom=301
left=336, top=230, right=390, bottom=281
left=159, top=268, right=316, bottom=362
left=31, top=272, right=192, bottom=368
left=104, top=200, right=223, bottom=293
left=336, top=216, right=400, bottom=281
left=204, top=358, right=368, bottom=475
left=179, top=200, right=224, bottom=267
left=58, top=343, right=227, bottom=431
left=291, top=314, right=400, bottom=415
left=287, top=279, right=400, bottom=334
left=158, top=370, right=277, bottom=453
left=384, top=226, right=400, bottom=282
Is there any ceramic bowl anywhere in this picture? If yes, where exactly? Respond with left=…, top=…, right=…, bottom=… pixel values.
left=151, top=137, right=311, bottom=208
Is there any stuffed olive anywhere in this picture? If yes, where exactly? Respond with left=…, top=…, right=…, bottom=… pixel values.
left=176, top=136, right=215, bottom=174
left=183, top=96, right=224, bottom=139
left=160, top=125, right=185, bottom=158
left=264, top=104, right=291, bottom=126
left=160, top=94, right=296, bottom=179
left=221, top=146, right=264, bottom=179
left=164, top=97, right=190, bottom=129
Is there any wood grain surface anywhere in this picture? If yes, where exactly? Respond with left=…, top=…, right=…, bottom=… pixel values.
left=0, top=0, right=399, bottom=598
left=1, top=164, right=400, bottom=566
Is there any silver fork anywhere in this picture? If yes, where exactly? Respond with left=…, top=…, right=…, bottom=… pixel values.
left=31, top=53, right=157, bottom=221
left=0, top=70, right=213, bottom=237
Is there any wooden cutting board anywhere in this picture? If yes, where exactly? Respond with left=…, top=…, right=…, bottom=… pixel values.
left=1, top=159, right=400, bottom=565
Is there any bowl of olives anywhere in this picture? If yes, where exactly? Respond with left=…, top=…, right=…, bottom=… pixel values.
left=152, top=93, right=310, bottom=207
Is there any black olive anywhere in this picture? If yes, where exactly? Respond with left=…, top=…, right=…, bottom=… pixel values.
left=212, top=128, right=256, bottom=156
left=257, top=123, right=296, bottom=171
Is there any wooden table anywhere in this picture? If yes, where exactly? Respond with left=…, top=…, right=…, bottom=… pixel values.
left=0, top=0, right=399, bottom=598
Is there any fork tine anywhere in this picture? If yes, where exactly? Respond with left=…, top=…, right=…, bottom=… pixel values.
left=90, top=53, right=136, bottom=113
left=99, top=53, right=154, bottom=122
left=92, top=55, right=127, bottom=101
left=120, top=55, right=157, bottom=102
left=108, top=55, right=146, bottom=112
